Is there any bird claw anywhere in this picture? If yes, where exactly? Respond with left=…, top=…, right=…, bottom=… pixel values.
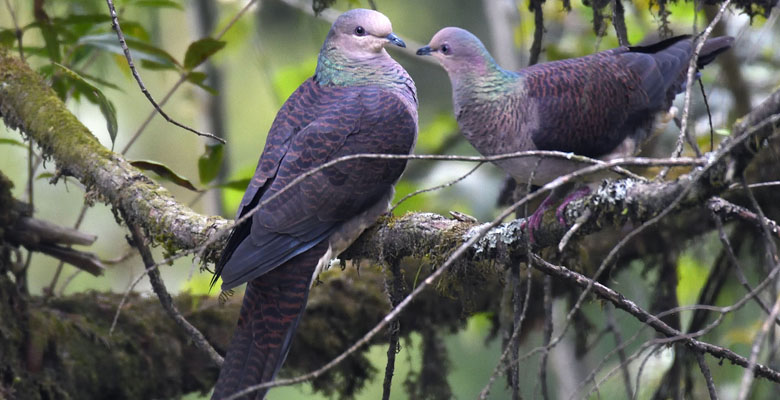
left=523, top=187, right=591, bottom=243
left=521, top=195, right=555, bottom=244
left=555, top=187, right=591, bottom=225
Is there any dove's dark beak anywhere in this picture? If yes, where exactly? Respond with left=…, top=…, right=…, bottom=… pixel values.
left=386, top=33, right=406, bottom=48
left=416, top=46, right=433, bottom=56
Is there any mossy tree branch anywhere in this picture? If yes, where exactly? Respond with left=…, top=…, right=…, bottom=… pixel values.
left=3, top=48, right=780, bottom=271
left=2, top=35, right=780, bottom=397
left=0, top=48, right=229, bottom=258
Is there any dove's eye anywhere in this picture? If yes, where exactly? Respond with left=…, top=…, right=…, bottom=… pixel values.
left=441, top=44, right=451, bottom=55
left=354, top=26, right=366, bottom=36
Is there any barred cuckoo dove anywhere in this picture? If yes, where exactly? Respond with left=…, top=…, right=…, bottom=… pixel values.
left=417, top=27, right=732, bottom=240
left=211, top=9, right=417, bottom=399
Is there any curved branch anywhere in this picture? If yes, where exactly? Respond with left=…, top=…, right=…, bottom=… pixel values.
left=0, top=49, right=230, bottom=257
left=2, top=46, right=780, bottom=274
left=3, top=43, right=780, bottom=395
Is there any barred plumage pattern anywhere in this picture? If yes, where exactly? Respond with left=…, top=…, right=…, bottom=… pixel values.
left=212, top=10, right=417, bottom=399
left=436, top=29, right=732, bottom=185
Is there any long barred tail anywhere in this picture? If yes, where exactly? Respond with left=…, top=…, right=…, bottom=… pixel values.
left=212, top=241, right=328, bottom=400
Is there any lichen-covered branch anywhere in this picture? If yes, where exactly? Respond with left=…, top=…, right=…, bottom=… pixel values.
left=2, top=36, right=780, bottom=396
left=3, top=48, right=779, bottom=270
left=0, top=48, right=229, bottom=257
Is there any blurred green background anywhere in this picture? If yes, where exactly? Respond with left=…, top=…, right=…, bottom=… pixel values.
left=2, top=0, right=779, bottom=398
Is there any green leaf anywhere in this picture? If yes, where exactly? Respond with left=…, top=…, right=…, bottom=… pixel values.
left=0, top=29, right=16, bottom=47
left=272, top=57, right=318, bottom=101
left=0, top=138, right=27, bottom=148
left=40, top=22, right=61, bottom=64
left=133, top=0, right=184, bottom=10
left=212, top=178, right=251, bottom=191
left=118, top=21, right=151, bottom=43
left=53, top=14, right=112, bottom=26
left=77, top=33, right=181, bottom=69
left=186, top=72, right=217, bottom=95
left=72, top=71, right=123, bottom=91
left=130, top=160, right=200, bottom=192
left=715, top=128, right=731, bottom=136
left=140, top=59, right=179, bottom=71
left=54, top=63, right=119, bottom=149
left=417, top=113, right=458, bottom=153
left=96, top=95, right=119, bottom=150
left=45, top=63, right=122, bottom=91
left=198, top=143, right=224, bottom=184
left=183, top=38, right=226, bottom=70
left=36, top=172, right=55, bottom=180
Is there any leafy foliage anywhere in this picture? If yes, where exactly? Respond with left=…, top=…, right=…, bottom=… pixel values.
left=54, top=63, right=118, bottom=148
left=130, top=160, right=200, bottom=192
left=183, top=37, right=226, bottom=70
left=198, top=143, right=224, bottom=185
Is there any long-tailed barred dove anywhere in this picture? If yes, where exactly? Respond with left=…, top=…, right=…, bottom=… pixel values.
left=212, top=9, right=417, bottom=399
left=418, top=28, right=732, bottom=239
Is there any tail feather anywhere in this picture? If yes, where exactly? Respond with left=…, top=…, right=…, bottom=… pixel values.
left=212, top=241, right=328, bottom=400
left=697, top=36, right=734, bottom=68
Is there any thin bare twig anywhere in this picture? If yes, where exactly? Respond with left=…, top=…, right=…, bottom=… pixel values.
left=539, top=275, right=553, bottom=400
left=120, top=78, right=187, bottom=154
left=104, top=0, right=225, bottom=144
left=509, top=267, right=521, bottom=400
left=528, top=0, right=544, bottom=66
left=101, top=247, right=136, bottom=265
left=477, top=263, right=532, bottom=399
left=528, top=254, right=780, bottom=382
left=696, top=351, right=719, bottom=400
left=536, top=111, right=775, bottom=366
left=196, top=150, right=680, bottom=264
left=215, top=0, right=257, bottom=39
left=660, top=0, right=732, bottom=179
left=730, top=181, right=780, bottom=190
left=381, top=259, right=402, bottom=400
left=636, top=344, right=665, bottom=399
left=737, top=294, right=780, bottom=400
left=699, top=78, right=715, bottom=153
left=612, top=0, right=629, bottom=46
left=568, top=321, right=645, bottom=400
left=3, top=0, right=24, bottom=61
left=558, top=208, right=591, bottom=251
left=606, top=304, right=634, bottom=399
left=586, top=341, right=660, bottom=400
left=711, top=211, right=779, bottom=322
left=708, top=197, right=780, bottom=239
left=390, top=162, right=484, bottom=213
left=109, top=260, right=156, bottom=335
left=45, top=203, right=89, bottom=296
left=742, top=176, right=780, bottom=266
left=126, top=219, right=224, bottom=367
left=118, top=0, right=254, bottom=154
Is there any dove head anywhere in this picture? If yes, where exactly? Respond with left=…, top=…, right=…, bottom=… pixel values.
left=323, top=9, right=405, bottom=60
left=417, top=27, right=501, bottom=78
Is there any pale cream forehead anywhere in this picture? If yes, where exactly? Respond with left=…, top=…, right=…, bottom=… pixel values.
left=334, top=8, right=393, bottom=36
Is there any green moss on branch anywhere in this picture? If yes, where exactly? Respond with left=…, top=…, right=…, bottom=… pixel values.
left=0, top=49, right=229, bottom=257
